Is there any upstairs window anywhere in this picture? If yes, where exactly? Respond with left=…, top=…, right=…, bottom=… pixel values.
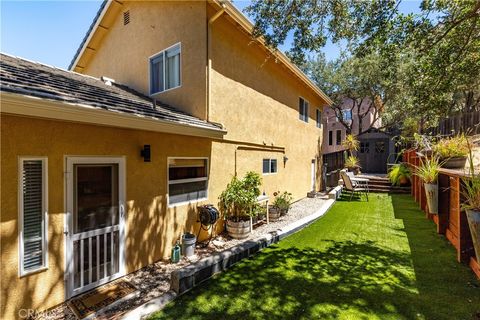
left=150, top=43, right=181, bottom=94
left=342, top=110, right=352, bottom=121
left=19, top=157, right=48, bottom=275
left=328, top=131, right=333, bottom=146
left=168, top=158, right=208, bottom=206
left=299, top=97, right=309, bottom=122
left=316, top=109, right=322, bottom=128
left=336, top=130, right=342, bottom=145
left=262, top=159, right=278, bottom=174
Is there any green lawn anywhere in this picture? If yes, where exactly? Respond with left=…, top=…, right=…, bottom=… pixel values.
left=149, top=194, right=480, bottom=320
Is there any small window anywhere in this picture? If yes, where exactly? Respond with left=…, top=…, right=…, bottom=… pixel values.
left=150, top=43, right=181, bottom=94
left=328, top=131, right=333, bottom=146
left=360, top=142, right=370, bottom=153
left=262, top=159, right=277, bottom=174
left=336, top=130, right=342, bottom=145
left=342, top=110, right=352, bottom=121
left=316, top=109, right=322, bottom=128
left=375, top=141, right=386, bottom=153
left=168, top=158, right=208, bottom=205
left=299, top=97, right=309, bottom=122
left=19, top=157, right=48, bottom=275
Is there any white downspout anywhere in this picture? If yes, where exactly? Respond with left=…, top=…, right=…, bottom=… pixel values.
left=207, top=6, right=225, bottom=121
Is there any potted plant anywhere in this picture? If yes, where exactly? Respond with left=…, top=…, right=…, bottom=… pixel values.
left=219, top=171, right=261, bottom=239
left=345, top=155, right=361, bottom=175
left=433, top=134, right=469, bottom=169
left=269, top=191, right=293, bottom=221
left=462, top=140, right=480, bottom=264
left=341, top=134, right=360, bottom=156
left=388, top=163, right=411, bottom=186
left=415, top=156, right=441, bottom=214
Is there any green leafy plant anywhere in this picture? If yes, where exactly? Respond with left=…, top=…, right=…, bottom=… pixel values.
left=273, top=191, right=293, bottom=213
left=414, top=157, right=441, bottom=184
left=218, top=172, right=262, bottom=222
left=341, top=134, right=359, bottom=155
left=345, top=156, right=360, bottom=169
left=388, top=163, right=411, bottom=186
left=461, top=140, right=480, bottom=211
left=433, top=134, right=469, bottom=158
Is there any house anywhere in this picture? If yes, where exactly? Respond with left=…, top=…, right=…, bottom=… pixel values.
left=0, top=1, right=331, bottom=318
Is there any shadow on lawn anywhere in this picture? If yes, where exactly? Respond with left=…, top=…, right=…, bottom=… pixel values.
left=154, top=240, right=421, bottom=320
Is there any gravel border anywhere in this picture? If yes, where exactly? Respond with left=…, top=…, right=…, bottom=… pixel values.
left=40, top=196, right=329, bottom=320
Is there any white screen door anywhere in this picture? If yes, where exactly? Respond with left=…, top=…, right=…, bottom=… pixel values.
left=65, top=157, right=126, bottom=297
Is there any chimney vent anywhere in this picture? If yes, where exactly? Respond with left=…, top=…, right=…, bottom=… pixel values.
left=101, top=76, right=115, bottom=86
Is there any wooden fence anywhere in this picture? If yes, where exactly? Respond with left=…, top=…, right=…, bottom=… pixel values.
left=424, top=110, right=480, bottom=136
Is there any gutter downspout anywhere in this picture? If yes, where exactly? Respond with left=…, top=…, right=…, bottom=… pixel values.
left=206, top=5, right=225, bottom=122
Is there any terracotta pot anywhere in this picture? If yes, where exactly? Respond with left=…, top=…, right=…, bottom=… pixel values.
left=399, top=176, right=410, bottom=186
left=424, top=183, right=438, bottom=214
left=466, top=209, right=480, bottom=263
left=268, top=207, right=281, bottom=221
left=441, top=156, right=467, bottom=169
left=226, top=219, right=251, bottom=239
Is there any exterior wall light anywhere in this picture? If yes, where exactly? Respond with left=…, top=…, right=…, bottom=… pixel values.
left=283, top=155, right=289, bottom=165
left=141, top=145, right=151, bottom=162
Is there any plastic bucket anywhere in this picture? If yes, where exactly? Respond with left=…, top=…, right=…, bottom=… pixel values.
left=181, top=233, right=197, bottom=257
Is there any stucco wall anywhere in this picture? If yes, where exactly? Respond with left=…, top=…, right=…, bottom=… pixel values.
left=80, top=1, right=207, bottom=119
left=0, top=114, right=214, bottom=319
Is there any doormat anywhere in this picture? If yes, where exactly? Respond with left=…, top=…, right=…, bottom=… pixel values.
left=68, top=279, right=137, bottom=319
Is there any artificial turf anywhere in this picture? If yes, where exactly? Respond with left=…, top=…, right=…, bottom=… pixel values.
left=149, top=194, right=480, bottom=320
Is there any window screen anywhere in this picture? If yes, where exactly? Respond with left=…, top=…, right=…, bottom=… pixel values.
left=168, top=158, right=208, bottom=205
left=150, top=43, right=181, bottom=94
left=299, top=98, right=309, bottom=122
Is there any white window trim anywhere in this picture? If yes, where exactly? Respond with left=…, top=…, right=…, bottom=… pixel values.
left=262, top=158, right=278, bottom=175
left=299, top=96, right=309, bottom=123
left=167, top=157, right=209, bottom=207
left=18, top=157, right=48, bottom=277
left=149, top=42, right=182, bottom=96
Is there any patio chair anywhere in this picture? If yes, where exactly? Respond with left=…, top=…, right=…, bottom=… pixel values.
left=340, top=170, right=369, bottom=201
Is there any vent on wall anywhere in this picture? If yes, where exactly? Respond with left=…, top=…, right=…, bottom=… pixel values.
left=123, top=10, right=130, bottom=25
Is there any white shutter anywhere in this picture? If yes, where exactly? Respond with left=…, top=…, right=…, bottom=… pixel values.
left=19, top=158, right=48, bottom=275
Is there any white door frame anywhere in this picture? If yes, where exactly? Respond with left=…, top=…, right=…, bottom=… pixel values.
left=64, top=156, right=126, bottom=298
left=311, top=159, right=316, bottom=191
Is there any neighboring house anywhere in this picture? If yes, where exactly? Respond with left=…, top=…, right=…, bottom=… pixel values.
left=0, top=1, right=332, bottom=317
left=322, top=98, right=382, bottom=154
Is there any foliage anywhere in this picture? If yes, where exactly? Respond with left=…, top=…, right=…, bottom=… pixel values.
left=461, top=140, right=480, bottom=211
left=345, top=155, right=360, bottom=169
left=273, top=191, right=293, bottom=211
left=432, top=134, right=469, bottom=158
left=414, top=156, right=441, bottom=184
left=218, top=172, right=262, bottom=221
left=341, top=134, right=360, bottom=153
left=388, top=163, right=411, bottom=186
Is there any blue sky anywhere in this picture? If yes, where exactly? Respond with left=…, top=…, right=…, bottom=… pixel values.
left=1, top=0, right=424, bottom=70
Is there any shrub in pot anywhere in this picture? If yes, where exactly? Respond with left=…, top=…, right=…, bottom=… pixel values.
left=341, top=134, right=359, bottom=156
left=345, top=156, right=361, bottom=175
left=433, top=134, right=469, bottom=169
left=415, top=157, right=441, bottom=214
left=388, top=163, right=411, bottom=186
left=219, top=172, right=261, bottom=239
left=269, top=191, right=293, bottom=220
left=462, top=141, right=480, bottom=264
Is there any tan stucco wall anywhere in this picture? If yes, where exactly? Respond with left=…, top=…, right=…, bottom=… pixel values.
left=80, top=1, right=208, bottom=119
left=0, top=114, right=214, bottom=319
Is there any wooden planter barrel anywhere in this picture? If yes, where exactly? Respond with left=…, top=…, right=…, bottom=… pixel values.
left=226, top=220, right=251, bottom=239
left=268, top=207, right=281, bottom=222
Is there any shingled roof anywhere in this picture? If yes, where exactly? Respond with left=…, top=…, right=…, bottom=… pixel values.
left=0, top=53, right=224, bottom=133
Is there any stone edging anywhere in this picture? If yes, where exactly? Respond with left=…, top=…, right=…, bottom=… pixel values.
left=121, top=198, right=336, bottom=320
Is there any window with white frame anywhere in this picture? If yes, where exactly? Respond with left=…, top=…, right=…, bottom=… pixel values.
left=342, top=109, right=352, bottom=121
left=168, top=158, right=208, bottom=205
left=299, top=97, right=309, bottom=122
left=150, top=43, right=181, bottom=94
left=19, top=157, right=48, bottom=275
left=262, top=159, right=278, bottom=174
left=316, top=109, right=322, bottom=128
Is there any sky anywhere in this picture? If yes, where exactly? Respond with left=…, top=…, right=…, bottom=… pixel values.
left=1, top=0, right=424, bottom=70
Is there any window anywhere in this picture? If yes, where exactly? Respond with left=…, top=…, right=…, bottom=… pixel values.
left=316, top=109, right=322, bottom=128
left=19, top=157, right=48, bottom=275
left=328, top=131, right=333, bottom=146
left=375, top=141, right=386, bottom=153
left=360, top=142, right=370, bottom=153
left=168, top=158, right=208, bottom=205
left=299, top=97, right=309, bottom=122
left=262, top=159, right=278, bottom=174
left=336, top=130, right=342, bottom=145
left=150, top=43, right=181, bottom=94
left=342, top=110, right=352, bottom=121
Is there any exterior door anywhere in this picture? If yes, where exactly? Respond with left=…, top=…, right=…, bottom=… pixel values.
left=65, top=157, right=126, bottom=298
left=358, top=139, right=389, bottom=173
